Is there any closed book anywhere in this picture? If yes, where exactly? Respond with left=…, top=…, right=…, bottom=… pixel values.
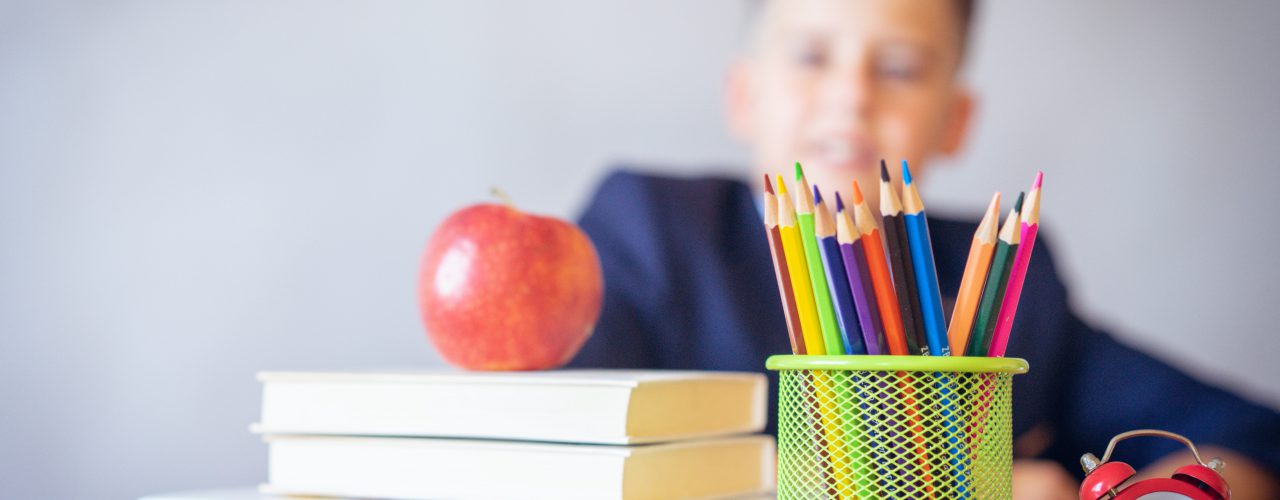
left=261, top=434, right=776, bottom=500
left=255, top=370, right=766, bottom=445
left=140, top=487, right=778, bottom=500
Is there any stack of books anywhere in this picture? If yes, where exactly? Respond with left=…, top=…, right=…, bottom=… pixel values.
left=253, top=370, right=776, bottom=499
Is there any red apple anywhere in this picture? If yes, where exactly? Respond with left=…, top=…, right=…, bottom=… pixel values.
left=419, top=202, right=603, bottom=370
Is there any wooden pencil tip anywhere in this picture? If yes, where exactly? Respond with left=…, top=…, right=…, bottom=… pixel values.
left=850, top=181, right=865, bottom=204
left=794, top=161, right=805, bottom=181
left=901, top=160, right=913, bottom=185
left=1014, top=191, right=1026, bottom=212
left=776, top=175, right=788, bottom=196
left=835, top=191, right=845, bottom=212
left=812, top=184, right=823, bottom=205
left=978, top=191, right=1003, bottom=241
left=763, top=174, right=774, bottom=194
left=982, top=192, right=1002, bottom=233
left=880, top=159, right=890, bottom=182
left=1032, top=171, right=1044, bottom=190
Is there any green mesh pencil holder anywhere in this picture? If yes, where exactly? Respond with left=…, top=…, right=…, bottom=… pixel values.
left=767, top=355, right=1029, bottom=500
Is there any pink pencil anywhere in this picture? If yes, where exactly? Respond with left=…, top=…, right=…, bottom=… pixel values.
left=987, top=172, right=1043, bottom=357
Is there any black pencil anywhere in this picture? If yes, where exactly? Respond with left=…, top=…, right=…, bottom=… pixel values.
left=879, top=160, right=928, bottom=355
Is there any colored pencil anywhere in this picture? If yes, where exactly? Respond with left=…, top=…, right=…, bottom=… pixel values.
left=827, top=189, right=875, bottom=497
left=779, top=179, right=847, bottom=496
left=988, top=172, right=1043, bottom=357
left=815, top=187, right=867, bottom=355
left=763, top=175, right=806, bottom=355
left=967, top=192, right=1023, bottom=357
left=880, top=160, right=928, bottom=355
left=947, top=192, right=1001, bottom=355
left=835, top=193, right=883, bottom=355
left=775, top=176, right=827, bottom=356
left=898, top=160, right=965, bottom=495
left=795, top=163, right=845, bottom=355
left=852, top=182, right=916, bottom=496
left=802, top=179, right=856, bottom=495
left=900, top=160, right=949, bottom=356
left=851, top=181, right=910, bottom=356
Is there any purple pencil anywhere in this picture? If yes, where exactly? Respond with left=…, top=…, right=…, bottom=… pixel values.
left=836, top=196, right=885, bottom=355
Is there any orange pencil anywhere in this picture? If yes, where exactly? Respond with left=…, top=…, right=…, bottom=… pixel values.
left=764, top=175, right=805, bottom=354
left=947, top=192, right=1002, bottom=355
left=850, top=181, right=909, bottom=356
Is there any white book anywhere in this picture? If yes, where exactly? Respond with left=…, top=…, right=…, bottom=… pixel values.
left=140, top=487, right=777, bottom=500
left=262, top=434, right=776, bottom=500
left=255, top=369, right=767, bottom=445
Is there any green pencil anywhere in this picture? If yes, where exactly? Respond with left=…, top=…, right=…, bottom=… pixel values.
left=967, top=192, right=1024, bottom=356
left=795, top=162, right=845, bottom=355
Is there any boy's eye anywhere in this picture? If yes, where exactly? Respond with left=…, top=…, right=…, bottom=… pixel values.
left=876, top=45, right=928, bottom=82
left=788, top=40, right=829, bottom=69
left=876, top=59, right=922, bottom=81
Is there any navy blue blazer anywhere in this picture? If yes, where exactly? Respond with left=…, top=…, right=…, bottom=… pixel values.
left=569, top=169, right=1279, bottom=477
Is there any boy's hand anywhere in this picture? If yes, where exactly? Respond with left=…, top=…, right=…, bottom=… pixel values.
left=1012, top=459, right=1077, bottom=500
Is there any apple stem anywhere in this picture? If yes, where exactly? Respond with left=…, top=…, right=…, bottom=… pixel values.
left=490, top=187, right=515, bottom=209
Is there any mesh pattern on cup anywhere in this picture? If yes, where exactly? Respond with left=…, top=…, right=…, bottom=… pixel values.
left=776, top=369, right=1015, bottom=499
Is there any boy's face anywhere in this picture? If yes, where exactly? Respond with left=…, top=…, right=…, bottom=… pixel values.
left=728, top=0, right=973, bottom=207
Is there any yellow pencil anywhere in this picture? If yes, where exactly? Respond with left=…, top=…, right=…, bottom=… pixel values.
left=776, top=176, right=827, bottom=355
left=948, top=192, right=1002, bottom=355
left=780, top=176, right=850, bottom=496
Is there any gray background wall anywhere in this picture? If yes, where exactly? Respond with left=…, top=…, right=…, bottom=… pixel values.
left=2, top=1, right=1277, bottom=498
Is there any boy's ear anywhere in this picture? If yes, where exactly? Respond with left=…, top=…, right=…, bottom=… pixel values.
left=724, top=60, right=755, bottom=142
left=940, top=87, right=975, bottom=156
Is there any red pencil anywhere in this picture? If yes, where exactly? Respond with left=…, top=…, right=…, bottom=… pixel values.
left=764, top=175, right=805, bottom=354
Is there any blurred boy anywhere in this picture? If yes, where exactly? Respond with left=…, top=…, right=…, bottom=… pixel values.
left=571, top=0, right=1279, bottom=497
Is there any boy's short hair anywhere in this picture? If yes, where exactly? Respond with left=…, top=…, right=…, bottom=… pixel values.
left=745, top=0, right=979, bottom=61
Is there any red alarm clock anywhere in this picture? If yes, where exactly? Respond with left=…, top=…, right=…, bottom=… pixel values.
left=1079, top=429, right=1230, bottom=500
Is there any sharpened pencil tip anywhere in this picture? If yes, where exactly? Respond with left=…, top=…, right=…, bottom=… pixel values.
left=1014, top=191, right=1026, bottom=212
left=776, top=175, right=788, bottom=196
left=901, top=160, right=913, bottom=185
left=835, top=191, right=845, bottom=212
left=985, top=192, right=1002, bottom=221
left=794, top=161, right=805, bottom=181
left=851, top=181, right=865, bottom=205
left=880, top=159, right=890, bottom=182
left=1032, top=171, right=1044, bottom=189
left=812, top=184, right=823, bottom=205
left=763, top=174, right=773, bottom=194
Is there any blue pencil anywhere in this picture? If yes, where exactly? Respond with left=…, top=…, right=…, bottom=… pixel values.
left=813, top=187, right=863, bottom=355
left=901, top=161, right=968, bottom=497
left=900, top=161, right=950, bottom=356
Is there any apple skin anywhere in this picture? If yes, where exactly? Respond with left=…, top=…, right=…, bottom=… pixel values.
left=419, top=203, right=603, bottom=370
